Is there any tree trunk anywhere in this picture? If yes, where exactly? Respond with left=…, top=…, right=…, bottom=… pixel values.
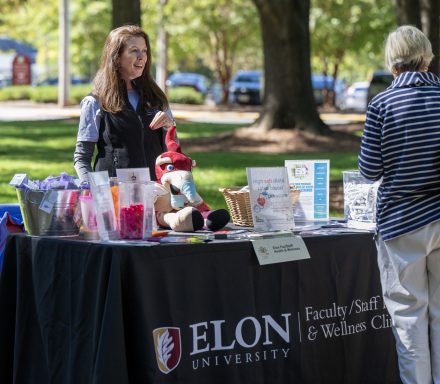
left=112, top=0, right=141, bottom=28
left=394, top=0, right=422, bottom=27
left=329, top=51, right=343, bottom=107
left=420, top=0, right=440, bottom=75
left=252, top=0, right=328, bottom=133
left=210, top=29, right=233, bottom=105
left=394, top=0, right=439, bottom=75
left=156, top=0, right=168, bottom=91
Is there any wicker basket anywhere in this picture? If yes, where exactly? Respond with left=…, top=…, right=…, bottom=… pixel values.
left=219, top=187, right=301, bottom=227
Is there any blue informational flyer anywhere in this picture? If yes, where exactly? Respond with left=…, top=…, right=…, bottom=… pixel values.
left=284, top=160, right=330, bottom=221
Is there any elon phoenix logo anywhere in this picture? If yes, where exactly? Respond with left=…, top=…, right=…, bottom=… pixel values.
left=153, top=327, right=182, bottom=374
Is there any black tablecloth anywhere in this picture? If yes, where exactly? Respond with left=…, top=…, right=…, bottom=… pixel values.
left=0, top=233, right=400, bottom=383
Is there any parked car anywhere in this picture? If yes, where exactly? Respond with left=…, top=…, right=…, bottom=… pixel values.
left=0, top=74, right=10, bottom=88
left=367, top=70, right=393, bottom=104
left=166, top=72, right=210, bottom=95
left=229, top=70, right=263, bottom=105
left=229, top=70, right=346, bottom=106
left=311, top=74, right=346, bottom=107
left=34, top=76, right=90, bottom=86
left=340, top=81, right=369, bottom=112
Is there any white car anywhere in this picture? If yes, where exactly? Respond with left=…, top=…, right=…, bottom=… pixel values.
left=340, top=81, right=369, bottom=112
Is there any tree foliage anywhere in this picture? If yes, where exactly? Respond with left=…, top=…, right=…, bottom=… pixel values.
left=71, top=0, right=111, bottom=77
left=0, top=0, right=27, bottom=19
left=0, top=0, right=110, bottom=80
left=311, top=0, right=395, bottom=85
left=164, top=0, right=262, bottom=103
left=0, top=0, right=59, bottom=77
left=0, top=0, right=426, bottom=106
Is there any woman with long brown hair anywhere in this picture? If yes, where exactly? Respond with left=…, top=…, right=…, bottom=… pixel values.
left=74, top=25, right=175, bottom=181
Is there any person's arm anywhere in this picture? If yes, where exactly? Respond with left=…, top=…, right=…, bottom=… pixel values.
left=74, top=141, right=95, bottom=182
left=358, top=104, right=383, bottom=181
left=73, top=96, right=100, bottom=181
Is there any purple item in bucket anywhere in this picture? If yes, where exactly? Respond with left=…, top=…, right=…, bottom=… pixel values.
left=39, top=172, right=78, bottom=190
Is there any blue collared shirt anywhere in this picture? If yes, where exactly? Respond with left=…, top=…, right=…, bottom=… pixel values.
left=359, top=71, right=440, bottom=240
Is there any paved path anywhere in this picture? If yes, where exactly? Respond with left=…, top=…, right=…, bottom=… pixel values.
left=0, top=101, right=365, bottom=125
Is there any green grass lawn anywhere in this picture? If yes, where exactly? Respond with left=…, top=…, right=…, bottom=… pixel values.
left=0, top=119, right=359, bottom=214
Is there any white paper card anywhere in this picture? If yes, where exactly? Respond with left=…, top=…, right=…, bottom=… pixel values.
left=9, top=173, right=28, bottom=187
left=246, top=167, right=295, bottom=231
left=89, top=171, right=119, bottom=241
left=116, top=168, right=151, bottom=183
left=252, top=235, right=310, bottom=265
left=39, top=191, right=57, bottom=213
left=285, top=160, right=330, bottom=221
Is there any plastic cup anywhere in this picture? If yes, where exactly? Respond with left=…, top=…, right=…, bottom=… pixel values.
left=343, top=170, right=380, bottom=229
left=79, top=194, right=97, bottom=231
left=118, top=181, right=154, bottom=240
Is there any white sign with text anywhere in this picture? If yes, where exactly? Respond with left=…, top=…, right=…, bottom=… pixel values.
left=252, top=235, right=310, bottom=265
left=246, top=167, right=295, bottom=231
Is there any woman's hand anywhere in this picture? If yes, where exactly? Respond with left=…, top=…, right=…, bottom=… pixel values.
left=149, top=111, right=174, bottom=130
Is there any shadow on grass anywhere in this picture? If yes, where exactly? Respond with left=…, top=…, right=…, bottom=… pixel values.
left=171, top=120, right=243, bottom=138
left=182, top=127, right=361, bottom=154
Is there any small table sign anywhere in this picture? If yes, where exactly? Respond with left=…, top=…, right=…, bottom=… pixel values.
left=116, top=168, right=150, bottom=182
left=251, top=234, right=310, bottom=265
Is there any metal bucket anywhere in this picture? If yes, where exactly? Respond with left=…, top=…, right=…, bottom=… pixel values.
left=16, top=189, right=82, bottom=236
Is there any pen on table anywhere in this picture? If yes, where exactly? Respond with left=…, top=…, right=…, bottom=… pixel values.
left=151, top=230, right=169, bottom=237
left=247, top=230, right=294, bottom=239
left=146, top=236, right=209, bottom=244
left=214, top=233, right=249, bottom=240
left=213, top=229, right=249, bottom=239
left=162, top=236, right=210, bottom=244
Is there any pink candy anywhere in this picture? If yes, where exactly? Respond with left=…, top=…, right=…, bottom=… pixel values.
left=119, top=204, right=144, bottom=239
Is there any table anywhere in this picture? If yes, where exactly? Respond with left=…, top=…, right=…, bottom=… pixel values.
left=0, top=203, right=22, bottom=222
left=0, top=204, right=23, bottom=272
left=0, top=233, right=401, bottom=383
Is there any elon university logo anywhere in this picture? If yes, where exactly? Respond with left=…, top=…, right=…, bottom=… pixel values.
left=153, top=327, right=182, bottom=374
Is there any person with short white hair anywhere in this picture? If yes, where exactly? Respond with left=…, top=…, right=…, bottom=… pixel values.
left=359, top=25, right=440, bottom=384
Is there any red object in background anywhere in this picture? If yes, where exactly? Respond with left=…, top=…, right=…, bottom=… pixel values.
left=12, top=54, right=31, bottom=85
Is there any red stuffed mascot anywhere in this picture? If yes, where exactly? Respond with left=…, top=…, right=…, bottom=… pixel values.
left=154, top=126, right=230, bottom=232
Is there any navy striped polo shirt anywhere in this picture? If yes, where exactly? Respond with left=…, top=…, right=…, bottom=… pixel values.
left=359, top=71, right=440, bottom=240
